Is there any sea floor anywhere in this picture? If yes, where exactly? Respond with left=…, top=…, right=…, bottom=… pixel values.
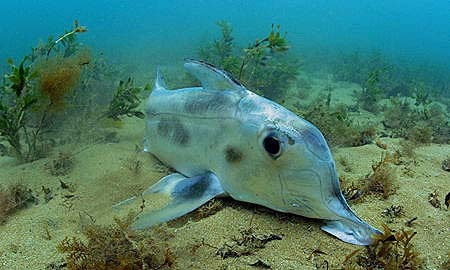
left=0, top=77, right=449, bottom=270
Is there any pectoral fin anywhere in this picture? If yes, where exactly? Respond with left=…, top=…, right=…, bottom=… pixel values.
left=113, top=172, right=224, bottom=229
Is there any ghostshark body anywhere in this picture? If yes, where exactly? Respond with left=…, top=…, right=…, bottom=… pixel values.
left=116, top=59, right=381, bottom=245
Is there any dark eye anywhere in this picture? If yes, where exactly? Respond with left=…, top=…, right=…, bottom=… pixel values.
left=263, top=135, right=281, bottom=158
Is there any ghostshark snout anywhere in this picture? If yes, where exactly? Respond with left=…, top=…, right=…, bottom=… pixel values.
left=322, top=218, right=382, bottom=245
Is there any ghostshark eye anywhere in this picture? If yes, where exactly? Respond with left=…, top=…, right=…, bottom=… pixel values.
left=263, top=134, right=281, bottom=158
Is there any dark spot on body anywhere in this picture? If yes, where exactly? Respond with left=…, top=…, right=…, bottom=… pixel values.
left=157, top=117, right=190, bottom=146
left=287, top=134, right=295, bottom=145
left=225, top=146, right=243, bottom=163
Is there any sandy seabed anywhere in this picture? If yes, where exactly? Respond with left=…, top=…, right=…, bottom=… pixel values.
left=0, top=78, right=449, bottom=270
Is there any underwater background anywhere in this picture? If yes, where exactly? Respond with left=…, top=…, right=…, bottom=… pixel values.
left=1, top=1, right=450, bottom=73
left=0, top=1, right=449, bottom=269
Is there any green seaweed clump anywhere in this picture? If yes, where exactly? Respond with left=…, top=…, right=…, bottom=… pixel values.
left=0, top=57, right=40, bottom=161
left=0, top=184, right=36, bottom=224
left=58, top=213, right=175, bottom=270
left=105, top=78, right=149, bottom=121
left=199, top=21, right=299, bottom=101
left=383, top=97, right=449, bottom=144
left=198, top=21, right=240, bottom=74
left=296, top=95, right=375, bottom=147
left=0, top=22, right=89, bottom=162
left=46, top=20, right=87, bottom=57
left=344, top=224, right=421, bottom=269
left=353, top=69, right=384, bottom=113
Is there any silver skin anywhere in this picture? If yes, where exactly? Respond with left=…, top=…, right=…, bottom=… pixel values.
left=135, top=59, right=380, bottom=245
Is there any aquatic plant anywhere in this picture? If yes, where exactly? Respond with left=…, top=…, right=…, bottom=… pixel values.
left=412, top=84, right=430, bottom=107
left=3, top=57, right=38, bottom=97
left=199, top=22, right=299, bottom=100
left=46, top=20, right=88, bottom=57
left=398, top=140, right=416, bottom=160
left=0, top=184, right=36, bottom=224
left=427, top=190, right=441, bottom=209
left=58, top=213, right=175, bottom=270
left=383, top=97, right=449, bottom=144
left=381, top=205, right=404, bottom=224
left=198, top=21, right=240, bottom=73
left=46, top=152, right=74, bottom=176
left=361, top=152, right=397, bottom=199
left=423, top=103, right=450, bottom=144
left=295, top=95, right=375, bottom=147
left=0, top=57, right=41, bottom=161
left=104, top=77, right=148, bottom=121
left=344, top=224, right=421, bottom=269
left=0, top=22, right=91, bottom=162
left=36, top=52, right=89, bottom=110
left=406, top=124, right=432, bottom=144
left=442, top=157, right=450, bottom=172
left=216, top=227, right=282, bottom=259
left=354, top=69, right=384, bottom=112
left=332, top=51, right=365, bottom=85
left=332, top=50, right=411, bottom=99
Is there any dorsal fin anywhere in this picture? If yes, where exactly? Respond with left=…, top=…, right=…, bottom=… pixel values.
left=184, top=59, right=245, bottom=92
left=154, top=66, right=167, bottom=91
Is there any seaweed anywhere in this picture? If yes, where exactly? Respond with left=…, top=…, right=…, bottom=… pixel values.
left=427, top=190, right=441, bottom=209
left=424, top=103, right=450, bottom=144
left=104, top=77, right=148, bottom=121
left=124, top=155, right=143, bottom=176
left=46, top=20, right=87, bottom=57
left=3, top=57, right=38, bottom=97
left=295, top=95, right=375, bottom=147
left=442, top=253, right=450, bottom=270
left=216, top=227, right=282, bottom=259
left=383, top=96, right=449, bottom=144
left=58, top=213, right=175, bottom=270
left=353, top=69, right=384, bottom=113
left=407, top=124, right=432, bottom=144
left=399, top=140, right=416, bottom=160
left=42, top=185, right=54, bottom=203
left=199, top=22, right=299, bottom=100
left=35, top=52, right=89, bottom=110
left=192, top=198, right=224, bottom=221
left=198, top=21, right=240, bottom=74
left=361, top=152, right=397, bottom=199
left=0, top=184, right=36, bottom=224
left=46, top=152, right=74, bottom=176
left=0, top=22, right=90, bottom=162
left=0, top=85, right=38, bottom=161
left=442, top=157, right=450, bottom=172
left=412, top=85, right=430, bottom=107
left=381, top=205, right=404, bottom=223
left=333, top=50, right=395, bottom=90
left=344, top=224, right=421, bottom=269
left=332, top=51, right=366, bottom=85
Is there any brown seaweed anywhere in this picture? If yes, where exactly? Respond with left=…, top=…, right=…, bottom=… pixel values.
left=344, top=224, right=421, bottom=269
left=57, top=213, right=175, bottom=270
left=0, top=184, right=36, bottom=224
